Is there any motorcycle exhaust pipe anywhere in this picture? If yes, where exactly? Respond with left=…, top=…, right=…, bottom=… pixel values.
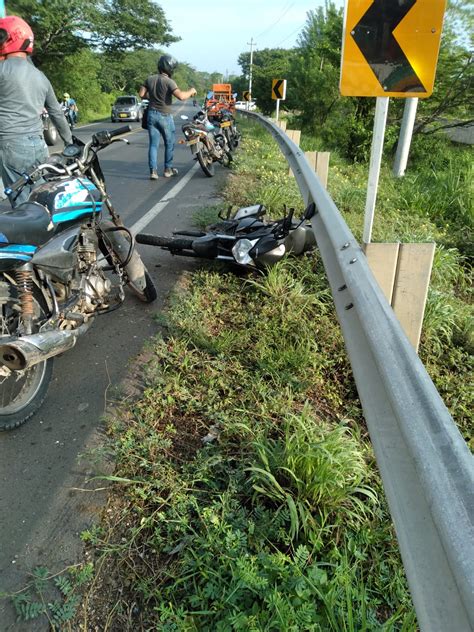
left=0, top=324, right=90, bottom=371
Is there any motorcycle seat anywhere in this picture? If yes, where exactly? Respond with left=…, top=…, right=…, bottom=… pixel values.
left=0, top=202, right=52, bottom=247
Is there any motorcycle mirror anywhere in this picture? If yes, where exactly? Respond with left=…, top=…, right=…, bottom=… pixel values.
left=180, top=115, right=189, bottom=120
left=304, top=202, right=317, bottom=220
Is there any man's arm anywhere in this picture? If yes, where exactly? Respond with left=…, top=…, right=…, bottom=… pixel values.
left=139, top=85, right=148, bottom=99
left=173, top=87, right=197, bottom=101
left=44, top=83, right=72, bottom=144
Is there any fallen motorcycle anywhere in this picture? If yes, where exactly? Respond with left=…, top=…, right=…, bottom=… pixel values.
left=180, top=111, right=232, bottom=177
left=0, top=126, right=157, bottom=430
left=136, top=203, right=316, bottom=270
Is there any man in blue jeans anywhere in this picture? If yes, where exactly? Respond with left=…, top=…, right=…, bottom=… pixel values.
left=0, top=16, right=72, bottom=206
left=139, top=55, right=196, bottom=180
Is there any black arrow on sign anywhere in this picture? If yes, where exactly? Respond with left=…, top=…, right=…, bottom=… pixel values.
left=273, top=80, right=284, bottom=99
left=352, top=0, right=426, bottom=93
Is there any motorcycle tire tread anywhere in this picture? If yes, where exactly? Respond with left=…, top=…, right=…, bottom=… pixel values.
left=0, top=358, right=54, bottom=431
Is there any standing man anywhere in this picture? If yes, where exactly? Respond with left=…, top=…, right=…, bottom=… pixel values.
left=0, top=15, right=72, bottom=206
left=139, top=54, right=197, bottom=180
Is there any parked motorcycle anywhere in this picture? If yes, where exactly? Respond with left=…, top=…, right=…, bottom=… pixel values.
left=207, top=107, right=241, bottom=151
left=0, top=126, right=157, bottom=430
left=180, top=111, right=232, bottom=177
left=136, top=203, right=316, bottom=270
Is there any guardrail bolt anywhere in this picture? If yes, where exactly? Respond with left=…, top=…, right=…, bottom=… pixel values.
left=341, top=243, right=350, bottom=250
left=349, top=258, right=358, bottom=264
left=345, top=303, right=354, bottom=310
left=338, top=284, right=347, bottom=291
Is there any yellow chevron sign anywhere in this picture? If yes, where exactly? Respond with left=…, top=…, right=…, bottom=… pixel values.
left=243, top=91, right=251, bottom=101
left=272, top=79, right=287, bottom=100
left=340, top=0, right=446, bottom=97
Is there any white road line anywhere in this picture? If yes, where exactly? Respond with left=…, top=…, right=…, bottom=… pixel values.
left=130, top=163, right=200, bottom=235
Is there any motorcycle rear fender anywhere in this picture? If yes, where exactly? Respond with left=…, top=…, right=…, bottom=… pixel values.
left=284, top=225, right=314, bottom=255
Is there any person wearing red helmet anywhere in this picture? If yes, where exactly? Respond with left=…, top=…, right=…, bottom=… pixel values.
left=0, top=15, right=73, bottom=206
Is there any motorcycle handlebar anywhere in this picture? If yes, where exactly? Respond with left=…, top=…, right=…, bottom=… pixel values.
left=109, top=125, right=132, bottom=139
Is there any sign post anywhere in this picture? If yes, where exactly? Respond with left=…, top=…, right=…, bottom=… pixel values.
left=340, top=0, right=446, bottom=242
left=272, top=79, right=287, bottom=121
left=393, top=97, right=419, bottom=177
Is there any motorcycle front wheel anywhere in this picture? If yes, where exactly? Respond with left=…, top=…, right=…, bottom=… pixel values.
left=0, top=288, right=53, bottom=431
left=197, top=147, right=215, bottom=177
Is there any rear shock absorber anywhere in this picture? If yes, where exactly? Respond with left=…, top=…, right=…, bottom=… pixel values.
left=15, top=266, right=35, bottom=335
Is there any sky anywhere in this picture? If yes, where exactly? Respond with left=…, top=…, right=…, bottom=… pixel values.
left=162, top=0, right=344, bottom=77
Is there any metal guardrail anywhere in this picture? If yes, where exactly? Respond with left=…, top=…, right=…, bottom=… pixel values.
left=241, top=111, right=474, bottom=631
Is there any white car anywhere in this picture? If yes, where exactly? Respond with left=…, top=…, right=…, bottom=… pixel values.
left=235, top=101, right=257, bottom=111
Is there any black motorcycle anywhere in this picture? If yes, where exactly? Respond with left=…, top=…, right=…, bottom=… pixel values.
left=207, top=108, right=241, bottom=151
left=180, top=111, right=232, bottom=177
left=0, top=126, right=157, bottom=430
left=136, top=204, right=316, bottom=270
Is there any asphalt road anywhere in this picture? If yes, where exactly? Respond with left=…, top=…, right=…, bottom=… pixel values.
left=0, top=103, right=229, bottom=629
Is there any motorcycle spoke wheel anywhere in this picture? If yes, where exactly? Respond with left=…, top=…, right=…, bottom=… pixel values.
left=197, top=149, right=215, bottom=177
left=0, top=360, right=53, bottom=431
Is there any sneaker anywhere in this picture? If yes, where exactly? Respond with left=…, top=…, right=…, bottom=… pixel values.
left=150, top=170, right=158, bottom=180
left=163, top=167, right=178, bottom=178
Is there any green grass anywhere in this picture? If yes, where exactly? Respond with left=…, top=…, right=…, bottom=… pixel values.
left=58, top=115, right=471, bottom=630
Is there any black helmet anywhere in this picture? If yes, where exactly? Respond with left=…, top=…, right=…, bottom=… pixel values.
left=158, top=54, right=178, bottom=77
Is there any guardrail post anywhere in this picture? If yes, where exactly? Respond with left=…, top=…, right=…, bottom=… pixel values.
left=286, top=130, right=301, bottom=176
left=365, top=242, right=435, bottom=351
left=305, top=151, right=330, bottom=188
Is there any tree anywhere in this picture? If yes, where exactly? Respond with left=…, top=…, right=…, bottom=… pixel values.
left=9, top=0, right=178, bottom=66
left=414, top=0, right=473, bottom=135
left=238, top=48, right=296, bottom=114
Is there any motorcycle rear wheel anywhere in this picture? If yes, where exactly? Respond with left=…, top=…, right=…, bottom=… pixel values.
left=197, top=148, right=215, bottom=177
left=0, top=288, right=53, bottom=431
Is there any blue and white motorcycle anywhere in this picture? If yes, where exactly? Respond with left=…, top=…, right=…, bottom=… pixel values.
left=0, top=126, right=157, bottom=430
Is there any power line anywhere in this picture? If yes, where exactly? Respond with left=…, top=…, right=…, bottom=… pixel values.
left=276, top=21, right=306, bottom=47
left=255, top=2, right=296, bottom=40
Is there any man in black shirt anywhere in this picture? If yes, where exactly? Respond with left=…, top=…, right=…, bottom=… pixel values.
left=139, top=55, right=196, bottom=180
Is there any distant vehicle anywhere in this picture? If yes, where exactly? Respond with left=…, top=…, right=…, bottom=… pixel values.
left=235, top=101, right=256, bottom=111
left=111, top=96, right=142, bottom=123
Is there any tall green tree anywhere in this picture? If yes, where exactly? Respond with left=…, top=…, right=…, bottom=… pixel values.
left=238, top=48, right=296, bottom=114
left=414, top=0, right=473, bottom=134
left=9, top=0, right=178, bottom=65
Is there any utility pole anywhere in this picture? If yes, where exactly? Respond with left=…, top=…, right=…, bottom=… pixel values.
left=247, top=38, right=256, bottom=111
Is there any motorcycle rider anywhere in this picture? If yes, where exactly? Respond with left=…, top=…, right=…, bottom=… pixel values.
left=61, top=92, right=78, bottom=125
left=139, top=54, right=197, bottom=180
left=0, top=15, right=73, bottom=206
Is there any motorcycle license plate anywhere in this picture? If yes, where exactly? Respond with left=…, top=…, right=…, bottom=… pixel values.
left=187, top=138, right=199, bottom=146
left=220, top=121, right=232, bottom=128
left=119, top=113, right=127, bottom=118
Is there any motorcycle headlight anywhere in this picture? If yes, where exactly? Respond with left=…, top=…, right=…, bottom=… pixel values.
left=232, top=239, right=258, bottom=265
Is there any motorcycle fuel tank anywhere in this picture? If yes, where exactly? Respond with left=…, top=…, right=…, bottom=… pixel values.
left=29, top=177, right=102, bottom=228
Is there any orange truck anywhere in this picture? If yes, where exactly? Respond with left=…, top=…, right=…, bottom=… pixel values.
left=206, top=83, right=236, bottom=114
